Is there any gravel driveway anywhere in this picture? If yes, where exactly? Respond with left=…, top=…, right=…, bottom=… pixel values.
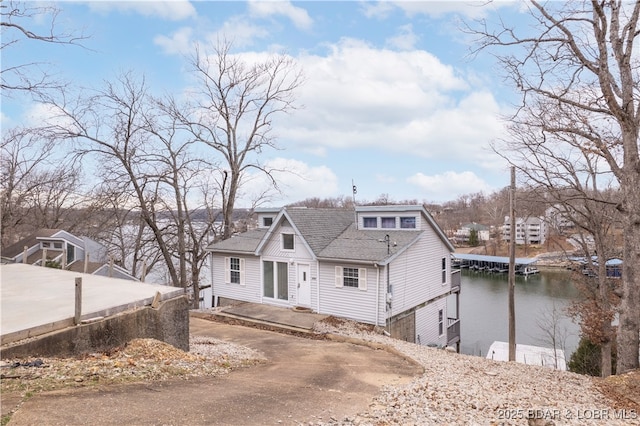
left=7, top=317, right=422, bottom=425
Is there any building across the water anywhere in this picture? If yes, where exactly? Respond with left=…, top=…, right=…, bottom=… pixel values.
left=502, top=216, right=547, bottom=245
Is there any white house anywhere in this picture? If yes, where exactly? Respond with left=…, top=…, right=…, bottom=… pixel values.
left=206, top=205, right=461, bottom=350
left=2, top=229, right=137, bottom=281
left=454, top=223, right=490, bottom=243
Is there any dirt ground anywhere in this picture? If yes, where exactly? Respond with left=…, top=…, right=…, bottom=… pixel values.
left=597, top=369, right=640, bottom=413
left=2, top=318, right=422, bottom=425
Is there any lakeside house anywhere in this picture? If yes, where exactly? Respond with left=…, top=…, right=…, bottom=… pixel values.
left=206, top=205, right=461, bottom=350
left=2, top=229, right=137, bottom=281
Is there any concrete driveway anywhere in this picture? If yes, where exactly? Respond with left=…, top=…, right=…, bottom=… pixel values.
left=8, top=317, right=422, bottom=425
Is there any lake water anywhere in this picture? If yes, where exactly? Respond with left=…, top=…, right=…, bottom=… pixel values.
left=459, top=268, right=582, bottom=359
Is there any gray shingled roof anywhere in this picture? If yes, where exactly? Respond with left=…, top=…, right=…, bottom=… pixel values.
left=284, top=208, right=355, bottom=254
left=206, top=229, right=267, bottom=253
left=318, top=225, right=422, bottom=263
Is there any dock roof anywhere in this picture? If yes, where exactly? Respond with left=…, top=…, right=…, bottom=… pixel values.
left=452, top=253, right=538, bottom=265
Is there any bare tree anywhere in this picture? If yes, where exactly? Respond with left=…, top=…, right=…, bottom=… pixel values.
left=535, top=303, right=571, bottom=370
left=41, top=72, right=221, bottom=306
left=1, top=0, right=86, bottom=96
left=470, top=1, right=640, bottom=373
left=177, top=40, right=304, bottom=240
left=1, top=127, right=85, bottom=246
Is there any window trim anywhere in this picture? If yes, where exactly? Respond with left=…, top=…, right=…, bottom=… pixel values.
left=225, top=257, right=245, bottom=285
left=380, top=217, right=397, bottom=229
left=442, top=257, right=447, bottom=285
left=438, top=309, right=444, bottom=337
left=400, top=216, right=416, bottom=229
left=262, top=260, right=288, bottom=301
left=282, top=233, right=295, bottom=251
left=335, top=266, right=367, bottom=291
left=362, top=217, right=377, bottom=228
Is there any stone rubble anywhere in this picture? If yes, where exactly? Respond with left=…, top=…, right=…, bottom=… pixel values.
left=312, top=319, right=638, bottom=426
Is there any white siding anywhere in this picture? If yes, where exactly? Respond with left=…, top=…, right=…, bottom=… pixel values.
left=261, top=223, right=313, bottom=260
left=388, top=226, right=452, bottom=317
left=317, top=262, right=380, bottom=324
left=415, top=299, right=447, bottom=347
left=210, top=254, right=262, bottom=303
left=260, top=222, right=315, bottom=307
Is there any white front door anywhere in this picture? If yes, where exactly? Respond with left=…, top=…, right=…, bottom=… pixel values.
left=297, top=264, right=311, bottom=307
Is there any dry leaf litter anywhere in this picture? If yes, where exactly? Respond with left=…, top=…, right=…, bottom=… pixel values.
left=0, top=335, right=265, bottom=395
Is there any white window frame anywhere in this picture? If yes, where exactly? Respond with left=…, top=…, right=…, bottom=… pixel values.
left=400, top=216, right=416, bottom=229
left=442, top=257, right=447, bottom=285
left=334, top=266, right=367, bottom=291
left=438, top=309, right=444, bottom=337
left=380, top=217, right=397, bottom=229
left=282, top=233, right=295, bottom=251
left=225, top=257, right=245, bottom=285
left=362, top=217, right=377, bottom=228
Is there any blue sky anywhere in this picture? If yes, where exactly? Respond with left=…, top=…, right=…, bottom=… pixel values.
left=3, top=1, right=528, bottom=206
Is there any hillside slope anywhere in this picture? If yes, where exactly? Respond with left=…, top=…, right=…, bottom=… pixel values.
left=314, top=318, right=639, bottom=425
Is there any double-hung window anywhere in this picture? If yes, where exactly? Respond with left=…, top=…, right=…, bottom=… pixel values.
left=335, top=266, right=367, bottom=290
left=438, top=309, right=444, bottom=336
left=225, top=257, right=245, bottom=285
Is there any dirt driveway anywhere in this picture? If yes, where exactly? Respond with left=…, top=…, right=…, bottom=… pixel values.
left=7, top=318, right=422, bottom=425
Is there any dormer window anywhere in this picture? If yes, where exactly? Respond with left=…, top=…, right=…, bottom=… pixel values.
left=400, top=217, right=416, bottom=229
left=381, top=217, right=396, bottom=228
left=363, top=217, right=377, bottom=228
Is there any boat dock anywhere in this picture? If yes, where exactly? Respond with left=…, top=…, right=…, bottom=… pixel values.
left=452, top=253, right=539, bottom=275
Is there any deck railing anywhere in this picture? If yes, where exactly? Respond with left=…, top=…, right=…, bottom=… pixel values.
left=447, top=317, right=460, bottom=345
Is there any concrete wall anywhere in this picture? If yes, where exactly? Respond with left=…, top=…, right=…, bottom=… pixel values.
left=0, top=295, right=189, bottom=359
left=389, top=310, right=415, bottom=343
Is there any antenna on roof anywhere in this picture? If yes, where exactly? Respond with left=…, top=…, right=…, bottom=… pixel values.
left=352, top=179, right=358, bottom=230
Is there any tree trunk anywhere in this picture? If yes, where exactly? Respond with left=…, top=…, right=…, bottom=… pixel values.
left=617, top=181, right=640, bottom=373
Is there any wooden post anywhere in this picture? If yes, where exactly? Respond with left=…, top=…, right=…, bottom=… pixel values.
left=140, top=260, right=147, bottom=282
left=23, top=246, right=28, bottom=264
left=41, top=248, right=47, bottom=267
left=508, top=166, right=516, bottom=362
left=74, top=277, right=82, bottom=325
left=61, top=248, right=67, bottom=269
left=84, top=252, right=89, bottom=273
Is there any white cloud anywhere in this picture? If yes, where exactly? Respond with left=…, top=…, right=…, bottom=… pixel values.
left=407, top=171, right=493, bottom=201
left=210, top=16, right=271, bottom=49
left=154, top=27, right=193, bottom=55
left=23, top=102, right=77, bottom=131
left=387, top=0, right=514, bottom=19
left=86, top=0, right=197, bottom=21
left=248, top=1, right=313, bottom=30
left=279, top=38, right=505, bottom=170
left=240, top=158, right=338, bottom=206
left=360, top=1, right=395, bottom=19
left=386, top=24, right=418, bottom=51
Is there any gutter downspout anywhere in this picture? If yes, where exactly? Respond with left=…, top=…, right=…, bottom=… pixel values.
left=375, top=263, right=380, bottom=326
left=316, top=259, right=320, bottom=314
